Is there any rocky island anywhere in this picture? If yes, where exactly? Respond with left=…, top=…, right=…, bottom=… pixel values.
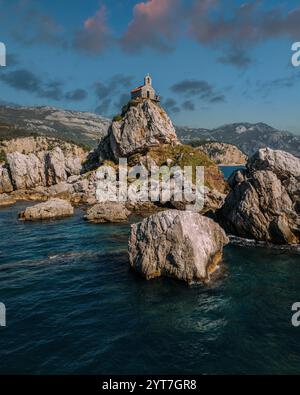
left=0, top=76, right=299, bottom=285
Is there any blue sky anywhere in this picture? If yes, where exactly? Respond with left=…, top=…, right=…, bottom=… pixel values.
left=0, top=0, right=300, bottom=134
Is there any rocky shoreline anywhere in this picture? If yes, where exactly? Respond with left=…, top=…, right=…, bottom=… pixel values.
left=0, top=98, right=299, bottom=285
left=229, top=235, right=300, bottom=253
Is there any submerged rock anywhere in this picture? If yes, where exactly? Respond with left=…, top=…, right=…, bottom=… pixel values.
left=217, top=148, right=300, bottom=245
left=19, top=198, right=74, bottom=221
left=84, top=202, right=131, bottom=223
left=128, top=210, right=229, bottom=284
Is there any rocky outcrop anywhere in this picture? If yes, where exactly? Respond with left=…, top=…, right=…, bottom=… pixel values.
left=197, top=142, right=247, bottom=165
left=0, top=193, right=16, bottom=206
left=84, top=202, right=131, bottom=223
left=128, top=210, right=229, bottom=284
left=98, top=99, right=179, bottom=162
left=128, top=144, right=228, bottom=213
left=7, top=152, right=45, bottom=190
left=19, top=198, right=74, bottom=221
left=217, top=148, right=300, bottom=244
left=0, top=165, right=13, bottom=193
left=5, top=142, right=87, bottom=191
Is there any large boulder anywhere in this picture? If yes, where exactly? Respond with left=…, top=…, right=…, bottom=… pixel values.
left=217, top=148, right=300, bottom=244
left=98, top=99, right=179, bottom=161
left=19, top=198, right=74, bottom=221
left=84, top=202, right=131, bottom=223
left=128, top=210, right=229, bottom=284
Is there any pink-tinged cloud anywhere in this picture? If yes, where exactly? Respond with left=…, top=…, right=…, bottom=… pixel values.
left=74, top=5, right=111, bottom=54
left=189, top=0, right=300, bottom=45
left=188, top=0, right=300, bottom=68
left=121, top=0, right=182, bottom=53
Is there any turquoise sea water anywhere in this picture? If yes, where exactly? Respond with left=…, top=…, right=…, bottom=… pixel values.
left=219, top=165, right=245, bottom=179
left=0, top=202, right=300, bottom=374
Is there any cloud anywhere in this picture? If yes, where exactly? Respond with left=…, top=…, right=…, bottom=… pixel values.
left=120, top=0, right=181, bottom=53
left=95, top=99, right=111, bottom=115
left=0, top=69, right=42, bottom=93
left=218, top=47, right=252, bottom=68
left=65, top=89, right=87, bottom=101
left=114, top=93, right=131, bottom=110
left=5, top=53, right=19, bottom=67
left=12, top=1, right=66, bottom=47
left=74, top=5, right=111, bottom=54
left=94, top=82, right=110, bottom=100
left=94, top=74, right=134, bottom=115
left=164, top=98, right=180, bottom=114
left=94, top=74, right=133, bottom=100
left=189, top=0, right=300, bottom=67
left=182, top=100, right=195, bottom=111
left=256, top=74, right=300, bottom=97
left=0, top=68, right=87, bottom=102
left=171, top=79, right=225, bottom=103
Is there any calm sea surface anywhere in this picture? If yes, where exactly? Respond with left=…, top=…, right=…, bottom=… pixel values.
left=0, top=167, right=300, bottom=374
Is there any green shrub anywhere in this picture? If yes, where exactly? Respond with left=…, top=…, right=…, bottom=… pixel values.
left=0, top=149, right=7, bottom=163
left=113, top=114, right=123, bottom=122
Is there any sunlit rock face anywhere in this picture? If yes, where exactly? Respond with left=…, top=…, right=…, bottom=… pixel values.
left=98, top=99, right=179, bottom=162
left=19, top=198, right=74, bottom=221
left=217, top=148, right=300, bottom=245
left=128, top=210, right=229, bottom=285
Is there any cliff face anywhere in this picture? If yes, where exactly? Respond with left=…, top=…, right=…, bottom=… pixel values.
left=196, top=142, right=247, bottom=165
left=0, top=136, right=87, bottom=193
left=0, top=135, right=86, bottom=157
left=98, top=99, right=179, bottom=161
left=217, top=148, right=300, bottom=245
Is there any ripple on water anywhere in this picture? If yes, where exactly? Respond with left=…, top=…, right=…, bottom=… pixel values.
left=0, top=202, right=300, bottom=374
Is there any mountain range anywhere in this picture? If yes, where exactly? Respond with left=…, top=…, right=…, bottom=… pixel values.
left=176, top=122, right=300, bottom=157
left=0, top=105, right=299, bottom=158
left=0, top=105, right=110, bottom=149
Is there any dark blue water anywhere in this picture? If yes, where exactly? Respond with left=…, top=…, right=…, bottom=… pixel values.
left=0, top=202, right=300, bottom=374
left=219, top=165, right=245, bottom=179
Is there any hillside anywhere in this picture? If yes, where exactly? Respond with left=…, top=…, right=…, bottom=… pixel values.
left=195, top=142, right=247, bottom=165
left=0, top=105, right=110, bottom=149
left=176, top=122, right=300, bottom=158
left=1, top=105, right=298, bottom=159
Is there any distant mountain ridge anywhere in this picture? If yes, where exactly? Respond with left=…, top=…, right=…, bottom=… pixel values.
left=0, top=105, right=110, bottom=149
left=0, top=105, right=299, bottom=158
left=176, top=122, right=300, bottom=158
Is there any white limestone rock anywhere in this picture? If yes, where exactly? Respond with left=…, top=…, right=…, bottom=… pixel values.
left=19, top=198, right=74, bottom=221
left=128, top=210, right=229, bottom=284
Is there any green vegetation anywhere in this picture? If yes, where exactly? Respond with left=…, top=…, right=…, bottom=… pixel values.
left=0, top=149, right=7, bottom=163
left=113, top=114, right=123, bottom=122
left=129, top=144, right=212, bottom=183
left=128, top=144, right=227, bottom=193
left=189, top=140, right=218, bottom=147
